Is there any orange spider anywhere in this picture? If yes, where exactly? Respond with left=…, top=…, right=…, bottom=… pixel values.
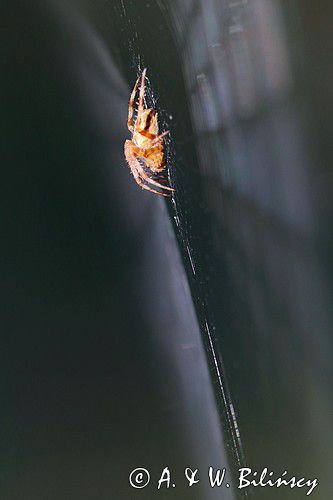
left=124, top=68, right=174, bottom=197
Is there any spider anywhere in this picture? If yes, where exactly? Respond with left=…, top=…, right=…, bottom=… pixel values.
left=124, top=68, right=174, bottom=197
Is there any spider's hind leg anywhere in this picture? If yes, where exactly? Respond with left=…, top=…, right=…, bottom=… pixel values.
left=127, top=76, right=139, bottom=132
left=150, top=130, right=170, bottom=146
left=138, top=68, right=147, bottom=114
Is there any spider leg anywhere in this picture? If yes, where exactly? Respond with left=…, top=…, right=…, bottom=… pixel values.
left=135, top=153, right=174, bottom=192
left=138, top=68, right=147, bottom=115
left=128, top=145, right=164, bottom=180
left=150, top=130, right=170, bottom=146
left=133, top=173, right=170, bottom=197
left=137, top=128, right=157, bottom=142
left=136, top=129, right=169, bottom=148
left=127, top=76, right=139, bottom=132
left=124, top=141, right=173, bottom=195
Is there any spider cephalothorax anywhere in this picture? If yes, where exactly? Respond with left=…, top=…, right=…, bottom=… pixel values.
left=124, top=68, right=174, bottom=197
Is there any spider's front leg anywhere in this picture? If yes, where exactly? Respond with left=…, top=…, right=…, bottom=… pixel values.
left=135, top=148, right=174, bottom=192
left=133, top=173, right=170, bottom=197
left=124, top=140, right=171, bottom=197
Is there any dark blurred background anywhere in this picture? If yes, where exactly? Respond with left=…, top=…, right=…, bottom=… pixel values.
left=0, top=1, right=332, bottom=499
